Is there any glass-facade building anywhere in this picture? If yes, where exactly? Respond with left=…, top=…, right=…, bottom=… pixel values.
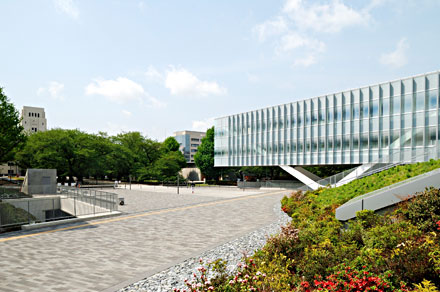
left=214, top=71, right=440, bottom=167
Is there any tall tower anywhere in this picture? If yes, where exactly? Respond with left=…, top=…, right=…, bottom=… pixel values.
left=21, top=106, right=47, bottom=133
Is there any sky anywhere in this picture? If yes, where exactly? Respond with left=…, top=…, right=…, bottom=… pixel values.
left=1, top=0, right=439, bottom=141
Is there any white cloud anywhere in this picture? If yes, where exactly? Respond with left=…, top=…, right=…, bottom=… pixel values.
left=380, top=38, right=409, bottom=68
left=253, top=0, right=377, bottom=66
left=85, top=77, right=145, bottom=103
left=121, top=110, right=132, bottom=117
left=192, top=118, right=215, bottom=132
left=37, top=81, right=65, bottom=100
left=145, top=65, right=163, bottom=82
left=253, top=16, right=288, bottom=42
left=85, top=76, right=167, bottom=108
left=283, top=0, right=369, bottom=33
left=293, top=55, right=317, bottom=67
left=53, top=0, right=79, bottom=19
left=165, top=67, right=227, bottom=97
left=147, top=96, right=167, bottom=109
left=278, top=32, right=325, bottom=52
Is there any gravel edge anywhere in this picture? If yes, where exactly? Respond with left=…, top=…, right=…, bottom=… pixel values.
left=120, top=202, right=292, bottom=292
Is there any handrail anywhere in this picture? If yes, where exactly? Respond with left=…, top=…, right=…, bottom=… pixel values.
left=298, top=147, right=438, bottom=191
left=344, top=167, right=440, bottom=204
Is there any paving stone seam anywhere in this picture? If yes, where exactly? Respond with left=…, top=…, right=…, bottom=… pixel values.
left=0, top=190, right=285, bottom=243
left=101, top=192, right=289, bottom=292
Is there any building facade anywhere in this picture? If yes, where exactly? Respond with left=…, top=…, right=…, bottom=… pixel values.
left=1, top=106, right=47, bottom=176
left=21, top=106, right=47, bottom=133
left=214, top=71, right=440, bottom=167
left=173, top=130, right=206, bottom=164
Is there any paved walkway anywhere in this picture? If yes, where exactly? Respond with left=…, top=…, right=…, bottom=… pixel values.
left=0, top=187, right=288, bottom=292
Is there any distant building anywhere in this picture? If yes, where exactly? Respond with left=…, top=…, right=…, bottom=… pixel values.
left=21, top=106, right=47, bottom=133
left=173, top=130, right=206, bottom=164
left=1, top=106, right=47, bottom=176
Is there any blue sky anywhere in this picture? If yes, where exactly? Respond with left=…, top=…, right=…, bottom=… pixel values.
left=1, top=0, right=439, bottom=141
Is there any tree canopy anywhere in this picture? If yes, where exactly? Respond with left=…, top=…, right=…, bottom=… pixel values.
left=16, top=129, right=186, bottom=182
left=0, top=88, right=26, bottom=163
left=194, top=127, right=221, bottom=180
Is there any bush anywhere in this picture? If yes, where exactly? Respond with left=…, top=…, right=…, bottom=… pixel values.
left=401, top=187, right=440, bottom=232
left=175, top=160, right=440, bottom=291
left=298, top=265, right=405, bottom=292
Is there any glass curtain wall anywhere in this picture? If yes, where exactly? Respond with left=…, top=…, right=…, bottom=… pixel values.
left=214, top=71, right=440, bottom=167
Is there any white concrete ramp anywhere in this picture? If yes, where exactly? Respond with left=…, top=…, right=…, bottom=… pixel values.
left=335, top=167, right=440, bottom=221
left=280, top=165, right=323, bottom=190
left=60, top=197, right=109, bottom=216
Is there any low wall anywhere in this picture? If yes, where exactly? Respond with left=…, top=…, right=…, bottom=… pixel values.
left=237, top=180, right=303, bottom=189
left=22, top=169, right=57, bottom=195
left=336, top=168, right=440, bottom=221
left=4, top=197, right=61, bottom=222
left=60, top=197, right=110, bottom=216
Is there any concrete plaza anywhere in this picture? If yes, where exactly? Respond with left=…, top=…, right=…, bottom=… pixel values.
left=0, top=186, right=288, bottom=292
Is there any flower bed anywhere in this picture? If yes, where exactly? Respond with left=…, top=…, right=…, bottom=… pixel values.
left=174, top=160, right=440, bottom=291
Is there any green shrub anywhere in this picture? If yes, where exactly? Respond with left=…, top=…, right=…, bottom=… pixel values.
left=175, top=160, right=440, bottom=291
left=401, top=187, right=440, bottom=232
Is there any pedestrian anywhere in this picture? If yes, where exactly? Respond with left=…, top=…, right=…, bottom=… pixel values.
left=191, top=182, right=195, bottom=194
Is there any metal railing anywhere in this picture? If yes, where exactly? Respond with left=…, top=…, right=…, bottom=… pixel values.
left=237, top=180, right=304, bottom=189
left=57, top=186, right=118, bottom=214
left=0, top=186, right=118, bottom=230
left=299, top=147, right=439, bottom=191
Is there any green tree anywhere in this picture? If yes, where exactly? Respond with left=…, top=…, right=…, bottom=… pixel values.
left=162, top=136, right=180, bottom=152
left=16, top=129, right=99, bottom=183
left=112, top=132, right=162, bottom=179
left=0, top=88, right=26, bottom=163
left=194, top=127, right=221, bottom=180
left=152, top=151, right=186, bottom=181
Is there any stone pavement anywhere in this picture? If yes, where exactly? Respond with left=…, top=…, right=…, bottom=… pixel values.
left=0, top=187, right=289, bottom=292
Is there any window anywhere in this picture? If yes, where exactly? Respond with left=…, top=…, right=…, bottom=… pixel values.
left=415, top=92, right=425, bottom=111
left=382, top=98, right=390, bottom=116
left=38, top=113, right=40, bottom=118
left=371, top=100, right=379, bottom=117
left=352, top=135, right=359, bottom=149
left=327, top=138, right=333, bottom=151
left=342, top=135, right=350, bottom=150
left=28, top=112, right=31, bottom=117
left=191, top=138, right=200, bottom=142
left=427, top=127, right=436, bottom=146
left=191, top=144, right=199, bottom=147
left=352, top=104, right=360, bottom=119
left=335, top=107, right=342, bottom=121
left=391, top=130, right=400, bottom=148
left=343, top=104, right=350, bottom=120
left=327, top=109, right=333, bottom=123
left=392, top=96, right=401, bottom=114
left=362, top=102, right=369, bottom=118
left=191, top=149, right=197, bottom=153
left=414, top=128, right=423, bottom=147
left=381, top=131, right=389, bottom=148
left=361, top=133, right=368, bottom=149
left=429, top=90, right=437, bottom=110
left=370, top=132, right=379, bottom=149
left=404, top=94, right=412, bottom=113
